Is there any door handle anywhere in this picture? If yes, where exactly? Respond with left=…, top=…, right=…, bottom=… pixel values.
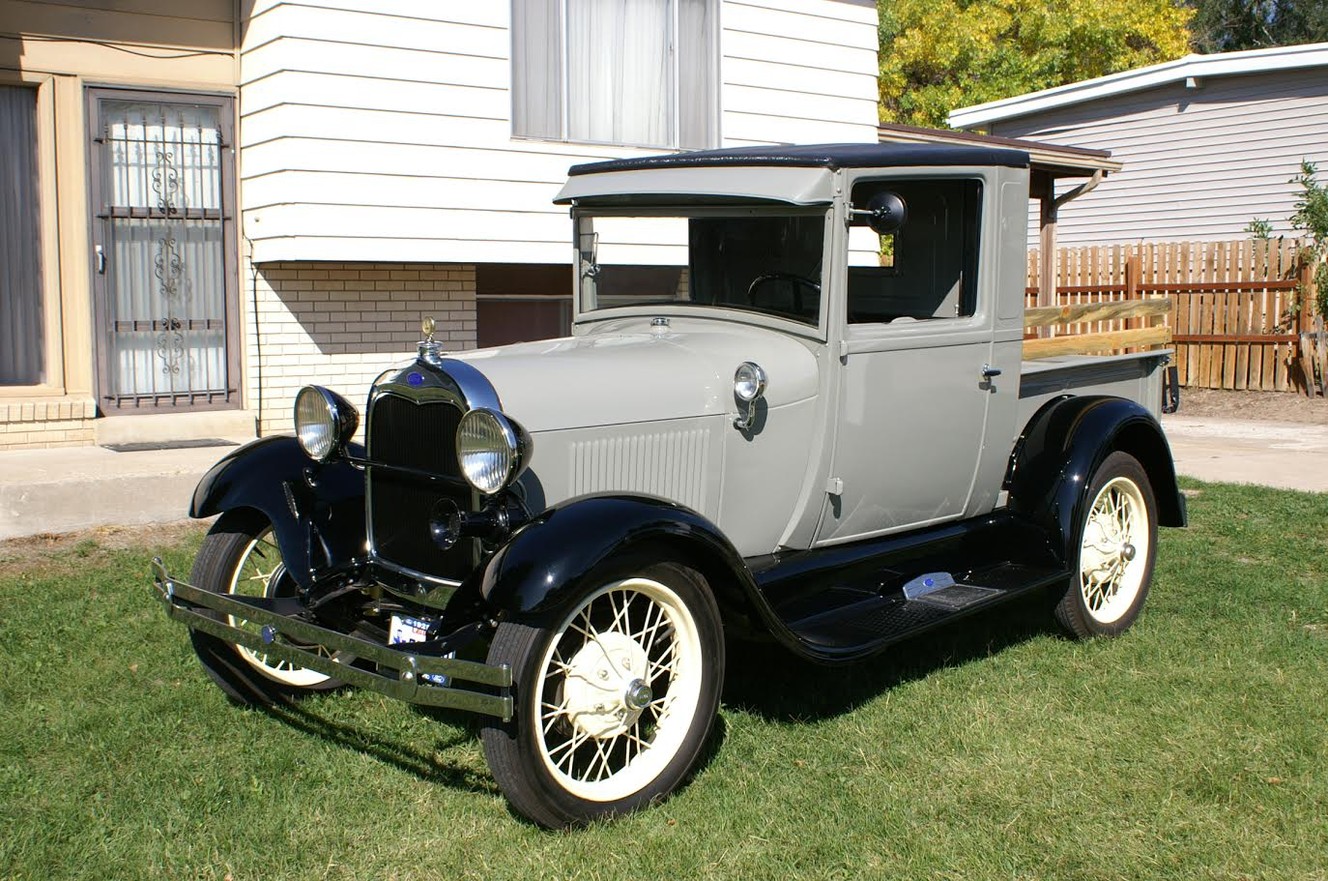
left=95, top=245, right=106, bottom=274
left=981, top=364, right=1002, bottom=378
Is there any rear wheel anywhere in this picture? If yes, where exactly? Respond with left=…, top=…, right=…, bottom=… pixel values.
left=189, top=510, right=342, bottom=705
left=481, top=560, right=724, bottom=828
left=1055, top=451, right=1158, bottom=638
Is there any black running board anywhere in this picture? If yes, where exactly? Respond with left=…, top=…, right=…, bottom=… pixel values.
left=781, top=563, right=1068, bottom=662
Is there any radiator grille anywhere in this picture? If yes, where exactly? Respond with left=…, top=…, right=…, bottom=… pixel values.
left=367, top=394, right=473, bottom=580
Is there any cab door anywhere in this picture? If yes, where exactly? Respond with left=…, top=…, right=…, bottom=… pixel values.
left=815, top=175, right=997, bottom=545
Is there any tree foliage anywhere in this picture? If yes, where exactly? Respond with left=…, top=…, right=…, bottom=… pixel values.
left=1188, top=0, right=1328, bottom=53
left=1289, top=160, right=1328, bottom=317
left=878, top=0, right=1194, bottom=128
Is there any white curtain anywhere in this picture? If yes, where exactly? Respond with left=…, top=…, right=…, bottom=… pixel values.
left=511, top=0, right=562, bottom=139
left=566, top=0, right=673, bottom=147
left=677, top=0, right=715, bottom=149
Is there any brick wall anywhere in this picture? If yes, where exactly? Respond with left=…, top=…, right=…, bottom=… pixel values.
left=247, top=262, right=477, bottom=435
left=0, top=398, right=97, bottom=450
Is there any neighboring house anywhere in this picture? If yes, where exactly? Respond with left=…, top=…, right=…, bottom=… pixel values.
left=0, top=0, right=878, bottom=450
left=947, top=42, right=1328, bottom=247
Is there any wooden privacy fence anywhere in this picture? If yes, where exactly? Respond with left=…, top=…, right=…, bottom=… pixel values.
left=1027, top=239, right=1320, bottom=393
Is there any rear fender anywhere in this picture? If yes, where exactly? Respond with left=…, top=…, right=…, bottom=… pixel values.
left=1007, top=395, right=1186, bottom=566
left=190, top=436, right=366, bottom=586
left=478, top=495, right=769, bottom=636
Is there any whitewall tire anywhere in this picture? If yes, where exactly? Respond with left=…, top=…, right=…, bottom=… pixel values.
left=481, top=559, right=724, bottom=828
left=1056, top=451, right=1158, bottom=638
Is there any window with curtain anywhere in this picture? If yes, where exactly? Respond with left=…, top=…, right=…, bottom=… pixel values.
left=512, top=0, right=717, bottom=149
left=0, top=85, right=45, bottom=386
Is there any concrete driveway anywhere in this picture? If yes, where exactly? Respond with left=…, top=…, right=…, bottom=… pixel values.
left=1162, top=416, right=1328, bottom=493
left=1, top=415, right=1323, bottom=542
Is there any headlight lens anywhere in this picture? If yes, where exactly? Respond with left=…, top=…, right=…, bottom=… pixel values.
left=457, top=408, right=531, bottom=495
left=734, top=361, right=767, bottom=402
left=294, top=385, right=358, bottom=462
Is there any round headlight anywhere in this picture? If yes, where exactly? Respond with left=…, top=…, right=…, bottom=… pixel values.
left=734, top=362, right=767, bottom=403
left=457, top=408, right=531, bottom=495
left=294, top=385, right=358, bottom=462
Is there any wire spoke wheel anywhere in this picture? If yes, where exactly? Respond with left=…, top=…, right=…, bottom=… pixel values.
left=188, top=510, right=343, bottom=705
left=1057, top=451, right=1158, bottom=639
left=482, top=560, right=723, bottom=828
left=226, top=527, right=335, bottom=688
left=1078, top=477, right=1150, bottom=624
left=535, top=577, right=702, bottom=801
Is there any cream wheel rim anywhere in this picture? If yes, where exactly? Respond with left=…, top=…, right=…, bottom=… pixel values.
left=533, top=576, right=704, bottom=802
left=1079, top=476, right=1150, bottom=624
left=228, top=528, right=334, bottom=687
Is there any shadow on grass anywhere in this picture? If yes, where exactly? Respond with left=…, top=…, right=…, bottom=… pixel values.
left=723, top=590, right=1060, bottom=722
left=248, top=592, right=1056, bottom=805
left=258, top=701, right=501, bottom=796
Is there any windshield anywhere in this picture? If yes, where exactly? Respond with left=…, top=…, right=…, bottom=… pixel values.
left=577, top=210, right=826, bottom=326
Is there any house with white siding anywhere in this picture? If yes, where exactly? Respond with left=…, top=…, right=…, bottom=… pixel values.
left=0, top=0, right=878, bottom=450
left=947, top=42, right=1328, bottom=247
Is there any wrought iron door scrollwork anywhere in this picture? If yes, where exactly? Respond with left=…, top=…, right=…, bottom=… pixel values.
left=154, top=235, right=186, bottom=375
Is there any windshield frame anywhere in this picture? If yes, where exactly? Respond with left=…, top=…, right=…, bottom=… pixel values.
left=570, top=204, right=834, bottom=341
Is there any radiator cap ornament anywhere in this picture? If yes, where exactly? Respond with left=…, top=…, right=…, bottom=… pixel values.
left=419, top=316, right=443, bottom=364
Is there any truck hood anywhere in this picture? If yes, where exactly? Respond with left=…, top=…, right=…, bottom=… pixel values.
left=454, top=317, right=820, bottom=433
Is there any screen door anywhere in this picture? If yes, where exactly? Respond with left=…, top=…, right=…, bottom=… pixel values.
left=91, top=90, right=238, bottom=411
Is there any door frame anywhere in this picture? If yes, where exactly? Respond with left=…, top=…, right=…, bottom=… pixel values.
left=87, top=86, right=240, bottom=413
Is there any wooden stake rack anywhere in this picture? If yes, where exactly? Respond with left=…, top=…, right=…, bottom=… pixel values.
left=1023, top=298, right=1173, bottom=360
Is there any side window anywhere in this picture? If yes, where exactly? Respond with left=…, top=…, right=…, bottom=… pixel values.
left=847, top=179, right=983, bottom=324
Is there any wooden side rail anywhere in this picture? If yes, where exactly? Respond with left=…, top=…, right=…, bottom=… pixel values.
left=1023, top=297, right=1172, bottom=361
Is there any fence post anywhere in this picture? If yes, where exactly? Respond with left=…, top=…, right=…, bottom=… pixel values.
left=1297, top=255, right=1317, bottom=397
left=1124, top=253, right=1141, bottom=352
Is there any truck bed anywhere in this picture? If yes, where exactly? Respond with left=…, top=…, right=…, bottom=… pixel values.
left=1018, top=350, right=1171, bottom=427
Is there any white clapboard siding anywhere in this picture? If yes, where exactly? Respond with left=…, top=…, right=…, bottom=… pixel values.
left=245, top=4, right=509, bottom=59
left=242, top=38, right=509, bottom=91
left=240, top=0, right=879, bottom=264
left=991, top=67, right=1328, bottom=246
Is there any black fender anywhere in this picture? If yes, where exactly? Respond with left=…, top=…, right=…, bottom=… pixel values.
left=190, top=436, right=367, bottom=586
left=1006, top=395, right=1187, bottom=567
left=478, top=495, right=768, bottom=634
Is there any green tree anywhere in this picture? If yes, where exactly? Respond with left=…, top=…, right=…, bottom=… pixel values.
left=1188, top=0, right=1328, bottom=53
left=1289, top=160, right=1328, bottom=318
left=878, top=0, right=1194, bottom=128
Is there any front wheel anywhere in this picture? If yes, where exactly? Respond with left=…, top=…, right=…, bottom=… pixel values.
left=481, top=560, right=724, bottom=828
left=1055, top=451, right=1158, bottom=639
left=188, top=510, right=343, bottom=705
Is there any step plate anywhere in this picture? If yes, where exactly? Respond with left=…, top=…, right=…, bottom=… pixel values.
left=912, top=584, right=1001, bottom=612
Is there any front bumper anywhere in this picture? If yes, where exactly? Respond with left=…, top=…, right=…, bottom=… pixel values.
left=150, top=558, right=513, bottom=720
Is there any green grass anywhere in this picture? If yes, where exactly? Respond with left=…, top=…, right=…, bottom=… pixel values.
left=2, top=481, right=1326, bottom=880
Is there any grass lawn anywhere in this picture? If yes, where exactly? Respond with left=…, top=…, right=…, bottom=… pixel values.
left=1, top=480, right=1325, bottom=880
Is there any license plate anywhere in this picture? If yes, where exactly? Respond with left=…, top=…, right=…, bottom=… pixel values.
left=388, top=614, right=451, bottom=686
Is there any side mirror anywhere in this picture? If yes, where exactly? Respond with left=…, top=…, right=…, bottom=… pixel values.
left=864, top=191, right=907, bottom=235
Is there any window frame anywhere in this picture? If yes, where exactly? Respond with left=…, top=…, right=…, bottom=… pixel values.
left=509, top=0, right=720, bottom=151
left=570, top=204, right=834, bottom=343
left=845, top=173, right=988, bottom=329
left=0, top=72, right=64, bottom=396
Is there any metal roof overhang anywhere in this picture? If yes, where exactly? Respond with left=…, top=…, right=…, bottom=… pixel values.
left=877, top=123, right=1121, bottom=178
left=877, top=123, right=1122, bottom=311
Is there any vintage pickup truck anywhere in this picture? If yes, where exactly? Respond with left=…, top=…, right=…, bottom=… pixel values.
left=153, top=143, right=1186, bottom=828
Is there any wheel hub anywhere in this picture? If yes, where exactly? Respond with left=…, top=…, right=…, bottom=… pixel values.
left=562, top=631, right=651, bottom=739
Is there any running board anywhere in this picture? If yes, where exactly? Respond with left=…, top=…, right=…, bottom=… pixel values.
left=782, top=563, right=1067, bottom=659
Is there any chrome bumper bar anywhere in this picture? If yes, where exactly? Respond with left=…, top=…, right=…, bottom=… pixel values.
left=150, top=558, right=513, bottom=720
